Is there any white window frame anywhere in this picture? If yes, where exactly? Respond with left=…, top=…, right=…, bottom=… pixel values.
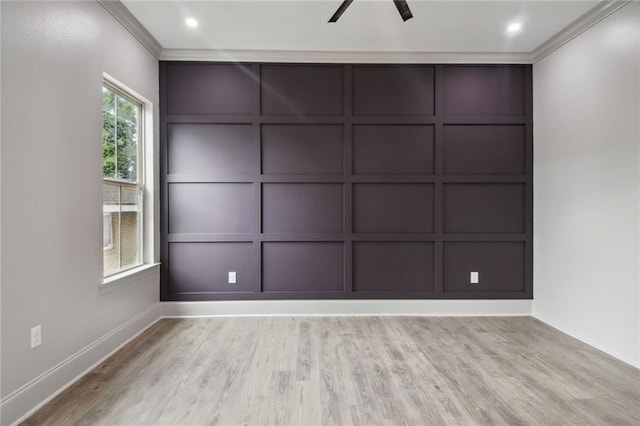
left=102, top=77, right=148, bottom=281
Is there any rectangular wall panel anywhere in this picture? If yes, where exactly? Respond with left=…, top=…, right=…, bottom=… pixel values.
left=160, top=62, right=532, bottom=301
left=443, top=242, right=525, bottom=293
left=261, top=65, right=343, bottom=115
left=352, top=66, right=435, bottom=116
left=262, top=184, right=344, bottom=233
left=262, top=125, right=343, bottom=174
left=353, top=125, right=434, bottom=175
left=443, top=66, right=526, bottom=116
left=168, top=183, right=253, bottom=234
left=262, top=242, right=344, bottom=292
left=168, top=243, right=256, bottom=293
left=443, top=125, right=525, bottom=175
left=353, top=242, right=434, bottom=292
left=353, top=184, right=434, bottom=233
left=443, top=184, right=525, bottom=233
left=166, top=63, right=255, bottom=115
left=168, top=124, right=253, bottom=175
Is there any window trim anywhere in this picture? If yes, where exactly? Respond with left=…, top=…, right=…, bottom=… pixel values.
left=101, top=263, right=160, bottom=293
left=102, top=77, right=147, bottom=281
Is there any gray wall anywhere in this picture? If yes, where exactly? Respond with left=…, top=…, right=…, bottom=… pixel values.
left=533, top=2, right=640, bottom=367
left=1, top=1, right=160, bottom=423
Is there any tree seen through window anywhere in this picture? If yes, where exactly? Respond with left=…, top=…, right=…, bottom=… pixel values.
left=102, top=86, right=139, bottom=181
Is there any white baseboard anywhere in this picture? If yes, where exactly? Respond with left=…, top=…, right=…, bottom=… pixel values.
left=1, top=303, right=162, bottom=426
left=162, top=299, right=532, bottom=318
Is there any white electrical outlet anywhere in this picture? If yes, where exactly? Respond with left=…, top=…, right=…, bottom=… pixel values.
left=31, top=325, right=42, bottom=349
left=470, top=272, right=479, bottom=284
left=228, top=271, right=237, bottom=284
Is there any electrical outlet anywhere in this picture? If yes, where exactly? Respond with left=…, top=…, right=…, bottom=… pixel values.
left=470, top=272, right=479, bottom=284
left=228, top=271, right=237, bottom=284
left=31, top=325, right=42, bottom=349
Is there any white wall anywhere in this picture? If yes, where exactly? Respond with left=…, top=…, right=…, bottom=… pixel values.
left=533, top=2, right=640, bottom=367
left=1, top=1, right=161, bottom=424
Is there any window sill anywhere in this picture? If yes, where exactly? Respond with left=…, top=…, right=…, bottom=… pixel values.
left=100, top=263, right=160, bottom=294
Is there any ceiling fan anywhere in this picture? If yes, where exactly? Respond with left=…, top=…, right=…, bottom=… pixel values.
left=328, top=0, right=414, bottom=23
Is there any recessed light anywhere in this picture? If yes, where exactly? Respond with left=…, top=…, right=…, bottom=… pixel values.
left=185, top=17, right=198, bottom=28
left=507, top=22, right=522, bottom=33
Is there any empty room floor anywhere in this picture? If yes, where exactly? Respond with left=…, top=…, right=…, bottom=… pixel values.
left=23, top=316, right=640, bottom=425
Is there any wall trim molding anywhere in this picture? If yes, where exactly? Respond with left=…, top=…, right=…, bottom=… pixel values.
left=531, top=0, right=631, bottom=63
left=97, top=0, right=162, bottom=59
left=161, top=300, right=533, bottom=317
left=159, top=49, right=533, bottom=64
left=1, top=304, right=162, bottom=426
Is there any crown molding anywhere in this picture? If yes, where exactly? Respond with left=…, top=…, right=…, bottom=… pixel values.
left=531, top=0, right=631, bottom=63
left=160, top=49, right=533, bottom=64
left=98, top=0, right=162, bottom=59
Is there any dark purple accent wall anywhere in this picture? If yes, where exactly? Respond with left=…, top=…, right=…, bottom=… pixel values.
left=261, top=65, right=344, bottom=115
left=160, top=62, right=533, bottom=301
left=352, top=66, right=435, bottom=116
left=353, top=184, right=434, bottom=233
left=262, top=125, right=344, bottom=174
left=168, top=124, right=253, bottom=174
left=262, top=184, right=344, bottom=233
left=169, top=243, right=257, bottom=293
left=443, top=242, right=526, bottom=292
left=168, top=183, right=254, bottom=234
left=166, top=63, right=254, bottom=115
left=353, top=125, right=434, bottom=174
left=353, top=242, right=435, bottom=292
left=262, top=242, right=344, bottom=292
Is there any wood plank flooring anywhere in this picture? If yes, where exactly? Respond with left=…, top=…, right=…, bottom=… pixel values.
left=23, top=317, right=640, bottom=425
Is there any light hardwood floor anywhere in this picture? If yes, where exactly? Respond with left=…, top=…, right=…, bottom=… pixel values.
left=23, top=316, right=640, bottom=425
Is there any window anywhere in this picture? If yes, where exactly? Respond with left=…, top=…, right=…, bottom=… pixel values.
left=103, top=214, right=113, bottom=250
left=102, top=81, right=144, bottom=277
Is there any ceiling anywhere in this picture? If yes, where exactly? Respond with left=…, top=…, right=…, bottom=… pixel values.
left=122, top=0, right=600, bottom=56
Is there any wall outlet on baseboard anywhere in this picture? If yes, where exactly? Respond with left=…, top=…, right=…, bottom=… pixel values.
left=470, top=272, right=479, bottom=284
left=228, top=271, right=237, bottom=284
left=30, top=325, right=42, bottom=349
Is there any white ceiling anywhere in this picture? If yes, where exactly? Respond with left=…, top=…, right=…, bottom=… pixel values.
left=122, top=0, right=600, bottom=54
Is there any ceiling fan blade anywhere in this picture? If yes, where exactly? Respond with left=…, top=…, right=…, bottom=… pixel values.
left=393, top=0, right=413, bottom=21
left=328, top=0, right=354, bottom=23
